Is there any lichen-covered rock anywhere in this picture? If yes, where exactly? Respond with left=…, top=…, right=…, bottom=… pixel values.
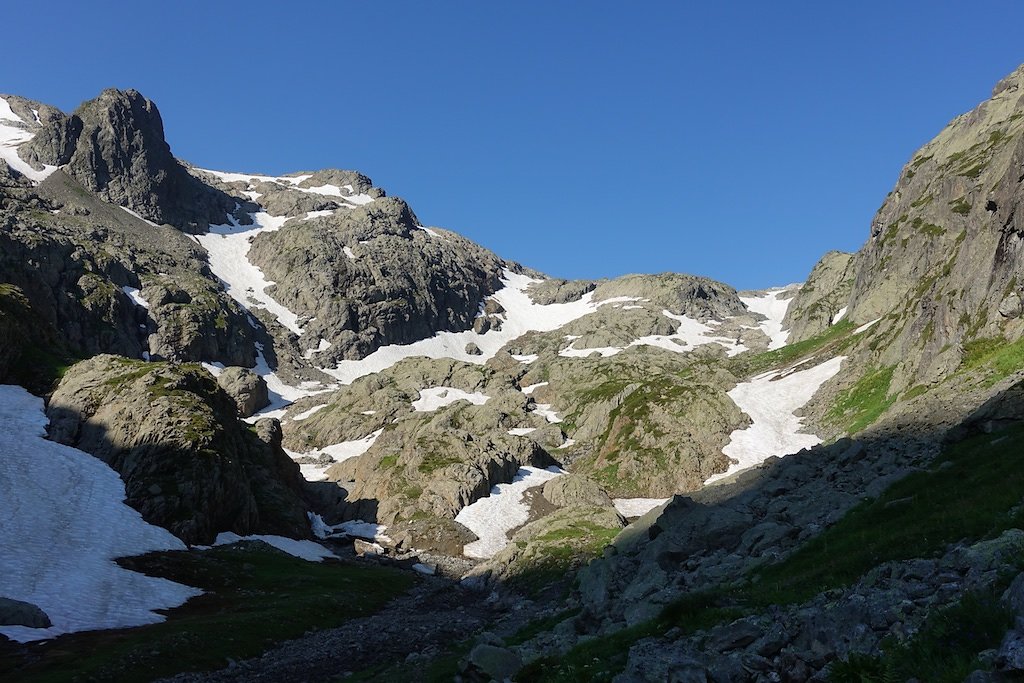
left=542, top=474, right=613, bottom=508
left=46, top=355, right=309, bottom=544
left=783, top=250, right=856, bottom=342
left=245, top=196, right=510, bottom=361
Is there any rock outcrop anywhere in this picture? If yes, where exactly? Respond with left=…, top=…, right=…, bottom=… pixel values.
left=45, top=356, right=309, bottom=544
left=23, top=89, right=238, bottom=231
left=783, top=250, right=856, bottom=341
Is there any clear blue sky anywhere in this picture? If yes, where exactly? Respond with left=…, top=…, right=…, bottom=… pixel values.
left=6, top=1, right=1024, bottom=289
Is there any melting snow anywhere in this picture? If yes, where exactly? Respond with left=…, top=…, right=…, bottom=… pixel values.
left=284, top=428, right=384, bottom=482
left=417, top=225, right=442, bottom=238
left=834, top=306, right=848, bottom=323
left=507, top=427, right=537, bottom=436
left=705, top=356, right=846, bottom=484
left=120, top=206, right=159, bottom=227
left=323, top=270, right=637, bottom=384
left=855, top=318, right=881, bottom=334
left=741, top=288, right=796, bottom=350
left=211, top=532, right=337, bottom=562
left=411, top=387, right=490, bottom=412
left=532, top=404, right=563, bottom=423
left=455, top=466, right=565, bottom=559
left=558, top=309, right=748, bottom=359
left=0, top=385, right=200, bottom=642
left=291, top=404, right=328, bottom=421
left=0, top=97, right=58, bottom=182
left=121, top=286, right=151, bottom=310
left=343, top=246, right=357, bottom=260
left=196, top=212, right=305, bottom=335
left=613, top=498, right=670, bottom=518
left=521, top=382, right=548, bottom=395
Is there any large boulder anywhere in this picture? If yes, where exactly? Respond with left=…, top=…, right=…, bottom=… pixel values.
left=46, top=355, right=309, bottom=544
left=0, top=597, right=51, bottom=628
left=216, top=366, right=270, bottom=417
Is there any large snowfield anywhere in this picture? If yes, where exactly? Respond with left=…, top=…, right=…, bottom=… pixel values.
left=0, top=385, right=201, bottom=642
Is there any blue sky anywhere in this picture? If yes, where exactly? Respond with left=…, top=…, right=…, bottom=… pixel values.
left=6, top=1, right=1024, bottom=289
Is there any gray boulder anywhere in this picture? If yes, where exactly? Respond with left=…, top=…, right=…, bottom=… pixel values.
left=0, top=597, right=52, bottom=628
left=216, top=366, right=270, bottom=417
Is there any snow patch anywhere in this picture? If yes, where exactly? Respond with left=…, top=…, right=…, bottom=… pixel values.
left=521, top=382, right=548, bottom=395
left=120, top=206, right=159, bottom=227
left=455, top=466, right=565, bottom=559
left=614, top=498, right=670, bottom=518
left=0, top=97, right=58, bottom=182
left=121, top=286, right=151, bottom=310
left=705, top=356, right=845, bottom=484
left=855, top=318, right=881, bottom=334
left=507, top=427, right=537, bottom=436
left=0, top=385, right=200, bottom=642
left=411, top=387, right=490, bottom=412
left=212, top=532, right=337, bottom=562
left=291, top=404, right=328, bottom=421
left=196, top=212, right=306, bottom=336
left=284, top=428, right=383, bottom=482
left=741, top=288, right=796, bottom=350
left=833, top=306, right=848, bottom=323
left=532, top=404, right=563, bottom=424
left=323, top=270, right=636, bottom=384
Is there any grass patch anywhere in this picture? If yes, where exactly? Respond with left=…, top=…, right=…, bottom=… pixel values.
left=506, top=608, right=582, bottom=647
left=829, top=590, right=1014, bottom=682
left=827, top=365, right=896, bottom=434
left=960, top=335, right=1024, bottom=386
left=0, top=544, right=414, bottom=683
left=949, top=197, right=972, bottom=215
left=730, top=320, right=856, bottom=378
left=520, top=424, right=1024, bottom=681
left=752, top=423, right=1024, bottom=605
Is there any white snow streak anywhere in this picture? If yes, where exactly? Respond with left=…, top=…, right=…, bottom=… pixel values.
left=284, top=428, right=384, bottom=482
left=705, top=356, right=845, bottom=484
left=855, top=318, right=881, bottom=334
left=197, top=212, right=305, bottom=335
left=507, top=427, right=537, bottom=436
left=0, top=385, right=200, bottom=642
left=0, top=97, right=57, bottom=182
left=411, top=387, right=490, bottom=412
left=557, top=309, right=748, bottom=359
left=613, top=498, right=670, bottom=518
left=212, top=532, right=337, bottom=562
left=455, top=466, right=564, bottom=559
left=741, top=288, right=796, bottom=350
left=121, top=286, right=151, bottom=310
left=532, top=404, right=563, bottom=424
left=521, top=382, right=548, bottom=395
left=291, top=404, right=328, bottom=421
left=323, top=270, right=636, bottom=384
left=833, top=306, right=848, bottom=323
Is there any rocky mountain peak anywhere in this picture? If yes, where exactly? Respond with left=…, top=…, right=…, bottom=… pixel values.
left=24, top=87, right=236, bottom=232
